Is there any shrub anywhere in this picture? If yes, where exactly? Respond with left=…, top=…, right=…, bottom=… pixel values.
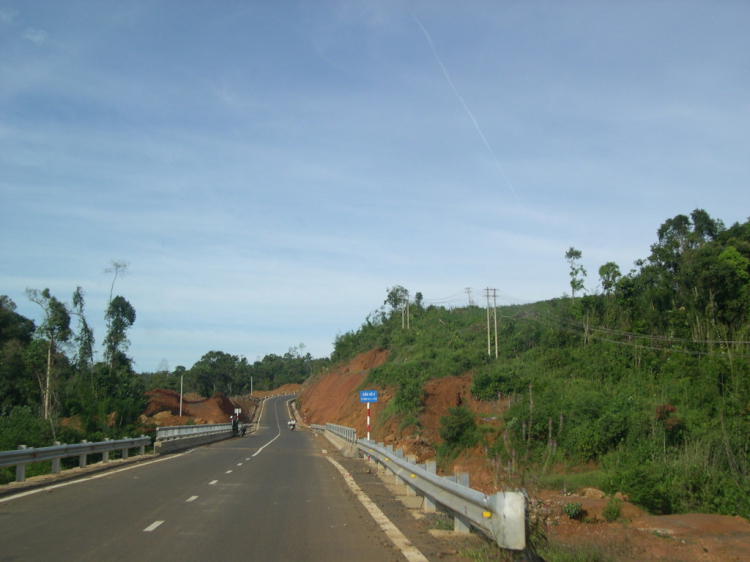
left=439, top=406, right=478, bottom=449
left=602, top=497, right=622, bottom=522
left=562, top=501, right=583, bottom=519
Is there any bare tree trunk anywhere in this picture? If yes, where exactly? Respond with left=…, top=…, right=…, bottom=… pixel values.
left=44, top=338, right=53, bottom=419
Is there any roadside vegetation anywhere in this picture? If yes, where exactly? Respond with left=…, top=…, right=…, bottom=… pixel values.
left=332, top=209, right=750, bottom=520
left=0, top=261, right=328, bottom=484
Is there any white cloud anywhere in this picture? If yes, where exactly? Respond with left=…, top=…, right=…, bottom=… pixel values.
left=22, top=27, right=47, bottom=45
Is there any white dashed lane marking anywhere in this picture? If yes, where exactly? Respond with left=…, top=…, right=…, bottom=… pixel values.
left=186, top=496, right=198, bottom=502
left=209, top=480, right=218, bottom=485
left=144, top=521, right=163, bottom=532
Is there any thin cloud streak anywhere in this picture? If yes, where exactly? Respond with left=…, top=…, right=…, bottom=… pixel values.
left=411, top=11, right=521, bottom=205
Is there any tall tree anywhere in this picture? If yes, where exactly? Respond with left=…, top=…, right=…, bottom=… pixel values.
left=565, top=247, right=587, bottom=298
left=103, top=260, right=128, bottom=368
left=25, top=288, right=71, bottom=419
left=104, top=296, right=136, bottom=372
left=71, top=287, right=95, bottom=372
left=0, top=296, right=36, bottom=412
left=599, top=262, right=621, bottom=295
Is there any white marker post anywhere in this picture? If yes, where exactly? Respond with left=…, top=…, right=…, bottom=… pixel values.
left=359, top=390, right=378, bottom=441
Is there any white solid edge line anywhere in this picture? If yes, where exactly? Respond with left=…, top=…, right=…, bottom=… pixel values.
left=144, top=520, right=164, bottom=532
left=0, top=450, right=194, bottom=504
left=252, top=433, right=280, bottom=457
left=327, top=457, right=429, bottom=562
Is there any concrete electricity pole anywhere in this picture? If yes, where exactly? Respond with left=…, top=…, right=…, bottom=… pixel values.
left=485, top=288, right=491, bottom=356
left=493, top=288, right=499, bottom=358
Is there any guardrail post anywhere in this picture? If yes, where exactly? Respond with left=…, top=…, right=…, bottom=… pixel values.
left=453, top=472, right=471, bottom=533
left=406, top=455, right=418, bottom=496
left=102, top=438, right=111, bottom=463
left=51, top=442, right=61, bottom=474
left=79, top=441, right=88, bottom=468
left=121, top=443, right=129, bottom=460
left=422, top=461, right=437, bottom=513
left=15, top=445, right=27, bottom=482
left=139, top=435, right=146, bottom=456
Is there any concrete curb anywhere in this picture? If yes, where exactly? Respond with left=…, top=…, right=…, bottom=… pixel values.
left=154, top=430, right=234, bottom=454
left=323, top=431, right=359, bottom=458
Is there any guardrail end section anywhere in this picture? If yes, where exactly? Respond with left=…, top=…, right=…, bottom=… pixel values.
left=490, top=491, right=526, bottom=551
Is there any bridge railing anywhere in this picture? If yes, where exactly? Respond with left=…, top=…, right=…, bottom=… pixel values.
left=155, top=423, right=232, bottom=441
left=324, top=423, right=357, bottom=443
left=0, top=436, right=151, bottom=483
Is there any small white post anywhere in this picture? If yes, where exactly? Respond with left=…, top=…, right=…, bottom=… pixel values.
left=79, top=441, right=88, bottom=468
left=16, top=445, right=27, bottom=482
left=454, top=472, right=471, bottom=533
left=51, top=442, right=61, bottom=474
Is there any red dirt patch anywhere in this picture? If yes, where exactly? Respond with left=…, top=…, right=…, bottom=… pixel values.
left=298, top=348, right=390, bottom=430
left=250, top=383, right=302, bottom=398
left=141, top=388, right=260, bottom=426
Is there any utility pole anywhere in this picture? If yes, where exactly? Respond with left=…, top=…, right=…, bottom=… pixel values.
left=493, top=289, right=499, bottom=358
left=485, top=288, right=491, bottom=357
left=465, top=287, right=474, bottom=306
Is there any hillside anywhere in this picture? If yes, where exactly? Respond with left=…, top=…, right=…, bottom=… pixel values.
left=298, top=210, right=750, bottom=560
left=300, top=349, right=750, bottom=562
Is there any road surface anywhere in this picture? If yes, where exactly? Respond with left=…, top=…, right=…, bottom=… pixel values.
left=0, top=395, right=406, bottom=562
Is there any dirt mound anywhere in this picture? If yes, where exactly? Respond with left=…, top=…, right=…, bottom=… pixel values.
left=142, top=389, right=259, bottom=426
left=298, top=348, right=389, bottom=428
left=250, top=383, right=303, bottom=398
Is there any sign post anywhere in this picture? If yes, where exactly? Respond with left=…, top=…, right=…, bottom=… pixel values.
left=359, top=390, right=378, bottom=441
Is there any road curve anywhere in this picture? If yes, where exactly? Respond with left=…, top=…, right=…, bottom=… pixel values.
left=0, top=396, right=404, bottom=562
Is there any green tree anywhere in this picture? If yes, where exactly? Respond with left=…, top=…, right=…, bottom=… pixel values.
left=565, top=247, right=587, bottom=297
left=25, top=288, right=71, bottom=419
left=599, top=262, right=621, bottom=295
left=385, top=285, right=409, bottom=312
left=71, top=287, right=95, bottom=372
left=103, top=260, right=129, bottom=367
left=104, top=296, right=136, bottom=372
left=0, top=297, right=36, bottom=412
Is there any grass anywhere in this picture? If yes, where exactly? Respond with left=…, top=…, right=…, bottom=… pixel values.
left=537, top=470, right=606, bottom=493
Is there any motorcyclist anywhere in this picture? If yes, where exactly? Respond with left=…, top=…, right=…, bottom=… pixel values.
left=287, top=419, right=296, bottom=430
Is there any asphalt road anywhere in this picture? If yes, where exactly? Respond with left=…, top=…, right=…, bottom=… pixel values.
left=0, top=396, right=404, bottom=562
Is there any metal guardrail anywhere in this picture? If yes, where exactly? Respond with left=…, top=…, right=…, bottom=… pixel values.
left=325, top=423, right=357, bottom=443
left=315, top=422, right=525, bottom=549
left=357, top=438, right=526, bottom=551
left=0, top=436, right=151, bottom=483
left=155, top=423, right=231, bottom=441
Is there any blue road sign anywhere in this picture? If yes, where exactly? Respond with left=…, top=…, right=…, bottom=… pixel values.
left=360, top=390, right=378, bottom=403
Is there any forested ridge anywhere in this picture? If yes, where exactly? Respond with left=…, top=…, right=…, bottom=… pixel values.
left=332, top=210, right=750, bottom=518
left=0, top=262, right=328, bottom=484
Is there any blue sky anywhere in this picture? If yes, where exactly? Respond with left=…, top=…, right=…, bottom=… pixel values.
left=2, top=1, right=748, bottom=372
